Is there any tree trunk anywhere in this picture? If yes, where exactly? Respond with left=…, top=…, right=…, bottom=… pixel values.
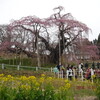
left=49, top=49, right=59, bottom=64
left=36, top=34, right=41, bottom=67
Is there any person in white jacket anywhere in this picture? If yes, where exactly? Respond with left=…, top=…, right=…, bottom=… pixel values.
left=68, top=67, right=73, bottom=80
left=78, top=63, right=83, bottom=77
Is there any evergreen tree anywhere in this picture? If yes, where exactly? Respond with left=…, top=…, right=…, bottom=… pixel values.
left=97, top=34, right=100, bottom=57
left=93, top=39, right=97, bottom=45
left=97, top=33, right=100, bottom=45
left=92, top=33, right=100, bottom=59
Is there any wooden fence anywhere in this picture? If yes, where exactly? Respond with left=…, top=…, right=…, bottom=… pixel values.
left=0, top=63, right=99, bottom=83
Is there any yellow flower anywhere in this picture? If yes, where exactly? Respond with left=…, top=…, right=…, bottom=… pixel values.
left=20, top=76, right=28, bottom=81
left=28, top=76, right=36, bottom=80
left=0, top=74, right=4, bottom=77
left=7, top=75, right=14, bottom=80
left=65, top=83, right=71, bottom=89
left=59, top=83, right=71, bottom=91
left=39, top=77, right=44, bottom=83
left=3, top=77, right=8, bottom=82
left=65, top=79, right=69, bottom=83
left=41, top=74, right=45, bottom=77
left=35, top=82, right=40, bottom=87
left=47, top=77, right=53, bottom=81
left=20, top=84, right=30, bottom=90
left=7, top=75, right=12, bottom=78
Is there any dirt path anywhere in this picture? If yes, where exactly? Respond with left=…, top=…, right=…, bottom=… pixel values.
left=74, top=96, right=98, bottom=100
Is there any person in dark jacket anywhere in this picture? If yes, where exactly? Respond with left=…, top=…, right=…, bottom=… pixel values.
left=92, top=62, right=95, bottom=69
left=84, top=62, right=89, bottom=69
left=97, top=62, right=100, bottom=69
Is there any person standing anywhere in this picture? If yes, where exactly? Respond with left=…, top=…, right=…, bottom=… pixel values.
left=97, top=62, right=100, bottom=69
left=68, top=67, right=73, bottom=80
left=92, top=62, right=95, bottom=69
left=56, top=64, right=61, bottom=71
left=85, top=67, right=91, bottom=80
left=78, top=63, right=83, bottom=77
left=84, top=62, right=89, bottom=69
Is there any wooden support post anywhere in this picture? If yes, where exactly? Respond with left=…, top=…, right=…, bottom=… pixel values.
left=2, top=64, right=4, bottom=69
left=36, top=67, right=38, bottom=71
left=51, top=67, right=53, bottom=72
left=17, top=65, right=20, bottom=70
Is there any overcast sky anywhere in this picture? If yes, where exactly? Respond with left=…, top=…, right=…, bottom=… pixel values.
left=0, top=0, right=100, bottom=41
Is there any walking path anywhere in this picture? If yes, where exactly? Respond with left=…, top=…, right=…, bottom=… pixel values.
left=74, top=96, right=97, bottom=100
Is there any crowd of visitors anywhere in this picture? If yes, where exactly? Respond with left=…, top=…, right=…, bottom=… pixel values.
left=53, top=62, right=100, bottom=80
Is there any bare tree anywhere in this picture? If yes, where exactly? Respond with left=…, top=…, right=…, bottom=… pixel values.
left=74, top=38, right=99, bottom=61
left=45, top=6, right=89, bottom=64
left=6, top=6, right=90, bottom=64
left=9, top=16, right=49, bottom=67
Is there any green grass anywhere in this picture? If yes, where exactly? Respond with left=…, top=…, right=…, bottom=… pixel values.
left=0, top=58, right=56, bottom=68
left=0, top=58, right=37, bottom=66
left=0, top=69, right=54, bottom=77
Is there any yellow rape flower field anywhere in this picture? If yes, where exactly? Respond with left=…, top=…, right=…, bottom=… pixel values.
left=0, top=73, right=99, bottom=100
left=0, top=73, right=73, bottom=100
